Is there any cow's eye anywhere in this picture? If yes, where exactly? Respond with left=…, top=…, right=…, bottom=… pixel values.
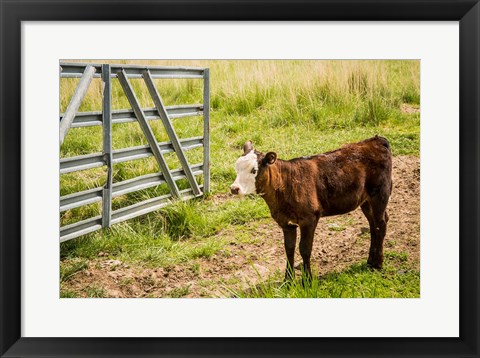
left=251, top=168, right=257, bottom=174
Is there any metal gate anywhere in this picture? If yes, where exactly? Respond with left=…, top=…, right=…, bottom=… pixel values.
left=59, top=62, right=210, bottom=242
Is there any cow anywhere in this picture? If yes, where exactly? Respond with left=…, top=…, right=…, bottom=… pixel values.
left=230, top=136, right=392, bottom=281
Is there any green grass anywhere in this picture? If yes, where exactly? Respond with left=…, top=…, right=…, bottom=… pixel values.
left=166, top=285, right=191, bottom=298
left=60, top=196, right=270, bottom=269
left=229, top=253, right=420, bottom=298
left=84, top=285, right=108, bottom=298
left=60, top=258, right=88, bottom=282
left=60, top=60, right=420, bottom=298
left=60, top=288, right=79, bottom=298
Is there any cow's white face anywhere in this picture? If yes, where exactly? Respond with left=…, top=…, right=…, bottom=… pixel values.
left=230, top=149, right=258, bottom=195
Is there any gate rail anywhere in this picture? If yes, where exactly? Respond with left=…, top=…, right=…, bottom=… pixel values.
left=59, top=62, right=210, bottom=242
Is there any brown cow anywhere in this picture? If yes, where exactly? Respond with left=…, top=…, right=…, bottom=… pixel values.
left=230, top=136, right=392, bottom=281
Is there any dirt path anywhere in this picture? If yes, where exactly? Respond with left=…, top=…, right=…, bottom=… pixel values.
left=62, top=156, right=420, bottom=298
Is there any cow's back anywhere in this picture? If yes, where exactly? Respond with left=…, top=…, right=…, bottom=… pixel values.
left=310, top=136, right=392, bottom=216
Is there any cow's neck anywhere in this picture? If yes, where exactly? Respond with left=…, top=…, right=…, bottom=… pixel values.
left=258, top=161, right=290, bottom=212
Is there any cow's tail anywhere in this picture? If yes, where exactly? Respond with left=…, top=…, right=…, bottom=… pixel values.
left=374, top=135, right=393, bottom=196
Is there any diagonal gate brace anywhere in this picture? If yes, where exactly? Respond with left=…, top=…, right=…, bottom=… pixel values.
left=60, top=65, right=96, bottom=145
left=117, top=69, right=181, bottom=198
left=142, top=70, right=202, bottom=197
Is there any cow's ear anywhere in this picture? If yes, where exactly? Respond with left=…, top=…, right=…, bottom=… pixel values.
left=264, top=152, right=277, bottom=165
left=243, top=140, right=254, bottom=154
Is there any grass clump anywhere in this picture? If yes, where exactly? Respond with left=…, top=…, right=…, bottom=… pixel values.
left=166, top=285, right=191, bottom=298
left=60, top=289, right=79, bottom=298
left=84, top=285, right=108, bottom=298
left=230, top=254, right=420, bottom=298
left=60, top=258, right=89, bottom=282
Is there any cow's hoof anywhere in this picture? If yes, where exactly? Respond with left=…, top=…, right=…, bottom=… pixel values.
left=283, top=272, right=295, bottom=283
left=300, top=271, right=313, bottom=287
left=282, top=277, right=294, bottom=288
left=367, top=261, right=383, bottom=270
left=301, top=277, right=312, bottom=287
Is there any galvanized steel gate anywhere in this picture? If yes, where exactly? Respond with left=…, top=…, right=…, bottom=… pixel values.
left=59, top=62, right=210, bottom=242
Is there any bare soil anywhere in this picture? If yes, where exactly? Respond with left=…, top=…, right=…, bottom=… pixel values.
left=62, top=156, right=420, bottom=298
left=400, top=103, right=420, bottom=114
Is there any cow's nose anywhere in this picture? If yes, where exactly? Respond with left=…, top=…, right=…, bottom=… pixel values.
left=230, top=186, right=240, bottom=195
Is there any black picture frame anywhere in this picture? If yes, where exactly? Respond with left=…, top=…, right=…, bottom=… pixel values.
left=1, top=0, right=479, bottom=357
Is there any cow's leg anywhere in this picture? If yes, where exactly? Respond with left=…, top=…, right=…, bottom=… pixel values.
left=363, top=197, right=389, bottom=269
left=360, top=202, right=377, bottom=267
left=282, top=225, right=297, bottom=281
left=299, top=219, right=318, bottom=282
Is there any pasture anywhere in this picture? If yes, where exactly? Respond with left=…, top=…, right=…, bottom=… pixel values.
left=60, top=60, right=420, bottom=298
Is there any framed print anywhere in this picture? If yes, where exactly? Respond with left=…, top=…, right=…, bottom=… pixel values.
left=1, top=0, right=479, bottom=357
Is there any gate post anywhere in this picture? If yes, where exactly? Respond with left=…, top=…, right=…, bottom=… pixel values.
left=203, top=68, right=210, bottom=193
left=102, top=64, right=113, bottom=228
